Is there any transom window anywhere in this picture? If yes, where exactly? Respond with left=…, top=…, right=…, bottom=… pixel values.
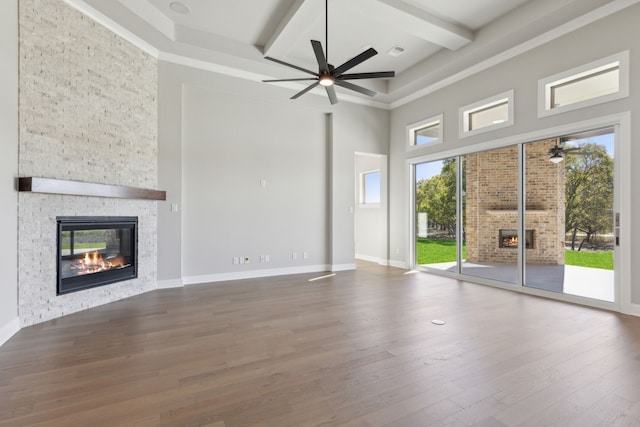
left=460, top=90, right=513, bottom=138
left=538, top=51, right=629, bottom=117
left=407, top=115, right=443, bottom=150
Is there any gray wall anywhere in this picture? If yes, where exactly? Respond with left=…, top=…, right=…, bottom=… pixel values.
left=157, top=63, right=390, bottom=284
left=389, top=3, right=640, bottom=306
left=331, top=108, right=390, bottom=268
left=0, top=0, right=19, bottom=342
left=355, top=154, right=388, bottom=263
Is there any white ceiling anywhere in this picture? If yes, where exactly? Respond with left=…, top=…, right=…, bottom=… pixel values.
left=73, top=0, right=632, bottom=108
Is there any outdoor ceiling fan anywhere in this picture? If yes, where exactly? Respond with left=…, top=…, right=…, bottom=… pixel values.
left=548, top=140, right=586, bottom=163
left=262, top=0, right=395, bottom=105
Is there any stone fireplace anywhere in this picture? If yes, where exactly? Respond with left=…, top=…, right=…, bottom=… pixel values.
left=17, top=0, right=160, bottom=326
left=465, top=141, right=565, bottom=265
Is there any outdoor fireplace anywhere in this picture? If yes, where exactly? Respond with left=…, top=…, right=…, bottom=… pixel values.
left=499, top=229, right=534, bottom=249
left=57, top=216, right=138, bottom=295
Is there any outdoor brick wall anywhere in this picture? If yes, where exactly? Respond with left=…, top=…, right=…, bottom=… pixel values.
left=18, top=0, right=159, bottom=326
left=465, top=140, right=565, bottom=265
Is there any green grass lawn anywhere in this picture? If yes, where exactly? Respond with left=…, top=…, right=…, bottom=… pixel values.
left=416, top=238, right=464, bottom=264
left=416, top=238, right=613, bottom=270
left=564, top=249, right=613, bottom=270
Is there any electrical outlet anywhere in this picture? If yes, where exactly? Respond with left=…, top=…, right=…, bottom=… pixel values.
left=265, top=255, right=270, bottom=263
left=233, top=257, right=239, bottom=265
left=303, top=252, right=309, bottom=259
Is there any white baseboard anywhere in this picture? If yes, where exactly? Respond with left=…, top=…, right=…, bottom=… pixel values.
left=157, top=278, right=184, bottom=289
left=355, top=254, right=380, bottom=263
left=331, top=263, right=356, bottom=272
left=356, top=254, right=395, bottom=267
left=625, top=302, right=640, bottom=317
left=388, top=259, right=408, bottom=269
left=0, top=317, right=20, bottom=348
left=182, top=265, right=332, bottom=285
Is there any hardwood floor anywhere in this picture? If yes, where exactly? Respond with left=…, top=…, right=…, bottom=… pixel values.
left=2, top=262, right=640, bottom=426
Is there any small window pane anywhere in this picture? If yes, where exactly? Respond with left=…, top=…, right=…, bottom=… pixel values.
left=469, top=101, right=508, bottom=131
left=407, top=115, right=443, bottom=149
left=415, top=123, right=441, bottom=145
left=550, top=65, right=619, bottom=109
left=363, top=171, right=381, bottom=204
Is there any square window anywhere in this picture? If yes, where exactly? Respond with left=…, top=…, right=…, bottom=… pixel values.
left=361, top=171, right=381, bottom=205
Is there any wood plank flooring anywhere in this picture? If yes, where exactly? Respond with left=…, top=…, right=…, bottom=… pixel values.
left=2, top=262, right=640, bottom=426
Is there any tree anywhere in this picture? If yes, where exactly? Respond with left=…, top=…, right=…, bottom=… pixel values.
left=416, top=159, right=457, bottom=235
left=564, top=142, right=613, bottom=250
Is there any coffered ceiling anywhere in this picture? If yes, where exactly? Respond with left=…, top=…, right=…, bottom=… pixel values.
left=69, top=0, right=633, bottom=108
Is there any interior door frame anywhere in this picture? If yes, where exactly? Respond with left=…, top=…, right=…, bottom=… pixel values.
left=407, top=112, right=631, bottom=314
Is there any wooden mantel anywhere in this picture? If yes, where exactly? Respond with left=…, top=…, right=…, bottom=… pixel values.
left=17, top=177, right=166, bottom=201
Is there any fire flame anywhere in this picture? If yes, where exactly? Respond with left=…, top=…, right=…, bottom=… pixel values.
left=71, top=251, right=125, bottom=275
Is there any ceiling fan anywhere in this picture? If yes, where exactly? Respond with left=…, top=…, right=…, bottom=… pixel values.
left=548, top=140, right=586, bottom=163
left=262, top=0, right=395, bottom=105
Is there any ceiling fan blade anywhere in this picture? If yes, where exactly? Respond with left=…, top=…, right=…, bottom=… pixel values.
left=262, top=78, right=318, bottom=83
left=264, top=56, right=318, bottom=77
left=334, top=80, right=377, bottom=97
left=311, top=40, right=329, bottom=74
left=291, top=82, right=320, bottom=99
left=325, top=85, right=338, bottom=105
left=333, top=48, right=378, bottom=76
left=338, top=71, right=395, bottom=80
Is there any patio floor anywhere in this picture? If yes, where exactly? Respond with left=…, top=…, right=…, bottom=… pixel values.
left=421, top=261, right=614, bottom=302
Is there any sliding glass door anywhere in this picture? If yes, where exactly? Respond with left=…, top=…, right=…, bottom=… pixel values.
left=413, top=127, right=617, bottom=304
left=414, top=158, right=459, bottom=272
left=524, top=129, right=615, bottom=301
left=461, top=146, right=519, bottom=285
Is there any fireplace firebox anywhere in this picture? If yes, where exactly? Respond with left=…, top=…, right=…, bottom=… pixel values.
left=57, top=216, right=138, bottom=295
left=499, top=229, right=534, bottom=249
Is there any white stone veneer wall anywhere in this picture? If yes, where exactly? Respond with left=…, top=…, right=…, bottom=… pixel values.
left=18, top=0, right=159, bottom=326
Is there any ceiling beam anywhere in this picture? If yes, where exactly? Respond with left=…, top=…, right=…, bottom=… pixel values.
left=348, top=0, right=474, bottom=51
left=262, top=0, right=318, bottom=60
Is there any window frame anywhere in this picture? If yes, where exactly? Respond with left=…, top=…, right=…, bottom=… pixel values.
left=360, top=169, right=381, bottom=207
left=459, top=90, right=514, bottom=138
left=537, top=51, right=629, bottom=118
left=406, top=114, right=443, bottom=151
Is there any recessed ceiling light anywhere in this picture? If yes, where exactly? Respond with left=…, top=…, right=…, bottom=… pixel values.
left=169, top=1, right=190, bottom=14
left=387, top=46, right=406, bottom=57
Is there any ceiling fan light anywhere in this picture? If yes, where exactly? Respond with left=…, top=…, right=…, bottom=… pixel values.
left=550, top=152, right=564, bottom=163
left=319, top=75, right=334, bottom=87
